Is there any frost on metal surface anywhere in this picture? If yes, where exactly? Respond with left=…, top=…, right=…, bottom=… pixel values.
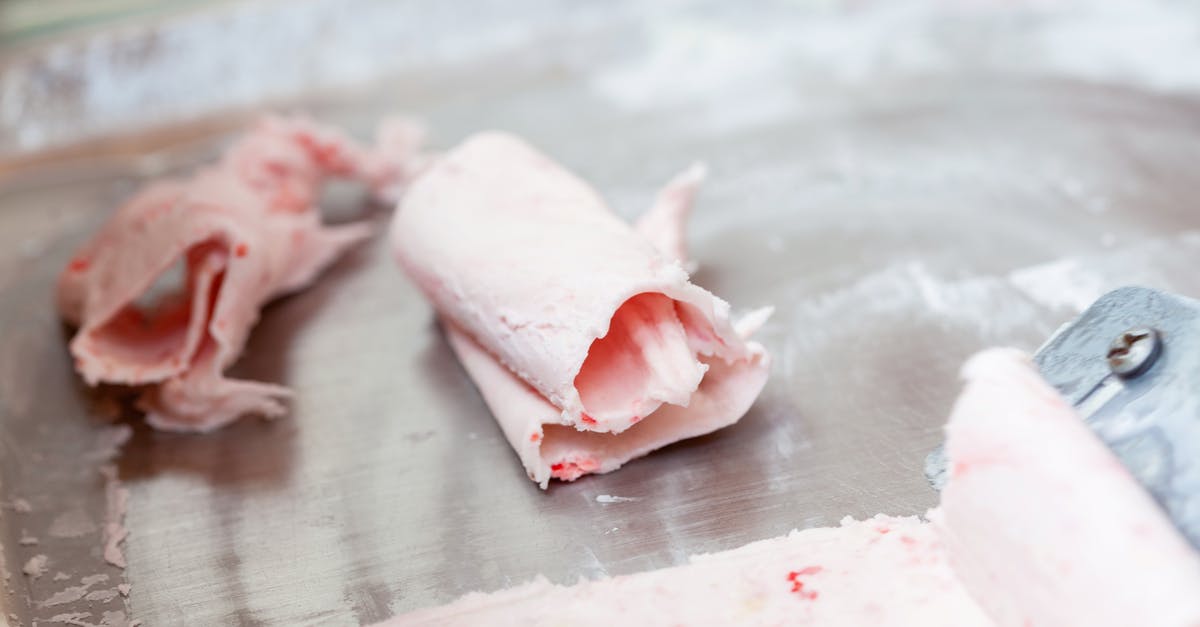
left=6, top=1, right=1200, bottom=157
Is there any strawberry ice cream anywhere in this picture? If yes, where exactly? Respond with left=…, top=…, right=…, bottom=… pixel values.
left=391, top=132, right=771, bottom=487
left=387, top=515, right=991, bottom=627
left=59, top=115, right=425, bottom=431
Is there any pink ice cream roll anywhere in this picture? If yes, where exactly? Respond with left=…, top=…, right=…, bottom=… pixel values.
left=391, top=132, right=771, bottom=487
left=59, top=115, right=426, bottom=431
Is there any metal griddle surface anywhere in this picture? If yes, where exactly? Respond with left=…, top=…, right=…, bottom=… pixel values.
left=3, top=3, right=1200, bottom=625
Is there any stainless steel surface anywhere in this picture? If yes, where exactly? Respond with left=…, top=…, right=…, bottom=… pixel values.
left=3, top=2, right=1200, bottom=625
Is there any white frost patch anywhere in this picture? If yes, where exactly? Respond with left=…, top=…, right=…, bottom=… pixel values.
left=1030, top=0, right=1200, bottom=93
left=595, top=494, right=640, bottom=504
left=788, top=261, right=1042, bottom=345
left=1008, top=258, right=1106, bottom=314
left=592, top=1, right=1200, bottom=130
left=1007, top=232, right=1200, bottom=313
left=593, top=18, right=794, bottom=110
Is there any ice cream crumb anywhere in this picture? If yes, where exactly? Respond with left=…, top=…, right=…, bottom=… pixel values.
left=18, top=534, right=38, bottom=546
left=595, top=495, right=640, bottom=504
left=54, top=571, right=70, bottom=581
left=85, top=588, right=118, bottom=602
left=1008, top=258, right=1105, bottom=313
left=11, top=498, right=31, bottom=513
left=47, top=612, right=92, bottom=626
left=117, top=583, right=131, bottom=597
left=100, top=465, right=129, bottom=569
left=41, top=574, right=107, bottom=607
left=23, top=554, right=48, bottom=578
left=42, top=586, right=90, bottom=607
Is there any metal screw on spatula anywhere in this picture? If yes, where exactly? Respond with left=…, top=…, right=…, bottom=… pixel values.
left=1107, top=327, right=1162, bottom=379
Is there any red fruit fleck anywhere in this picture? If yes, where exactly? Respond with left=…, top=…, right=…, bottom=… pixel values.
left=68, top=258, right=90, bottom=273
left=312, top=143, right=342, bottom=167
left=235, top=243, right=249, bottom=258
left=530, top=432, right=541, bottom=443
left=580, top=414, right=597, bottom=425
left=954, top=461, right=970, bottom=476
left=900, top=535, right=917, bottom=546
left=630, top=416, right=642, bottom=425
left=877, top=527, right=891, bottom=535
left=550, top=463, right=564, bottom=472
left=787, top=569, right=822, bottom=600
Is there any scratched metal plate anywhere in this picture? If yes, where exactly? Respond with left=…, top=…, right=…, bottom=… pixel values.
left=3, top=2, right=1200, bottom=625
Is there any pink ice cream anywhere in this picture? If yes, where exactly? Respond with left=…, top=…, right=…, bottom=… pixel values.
left=391, top=132, right=770, bottom=487
left=380, top=350, right=1200, bottom=625
left=59, top=115, right=425, bottom=431
left=387, top=515, right=991, bottom=627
